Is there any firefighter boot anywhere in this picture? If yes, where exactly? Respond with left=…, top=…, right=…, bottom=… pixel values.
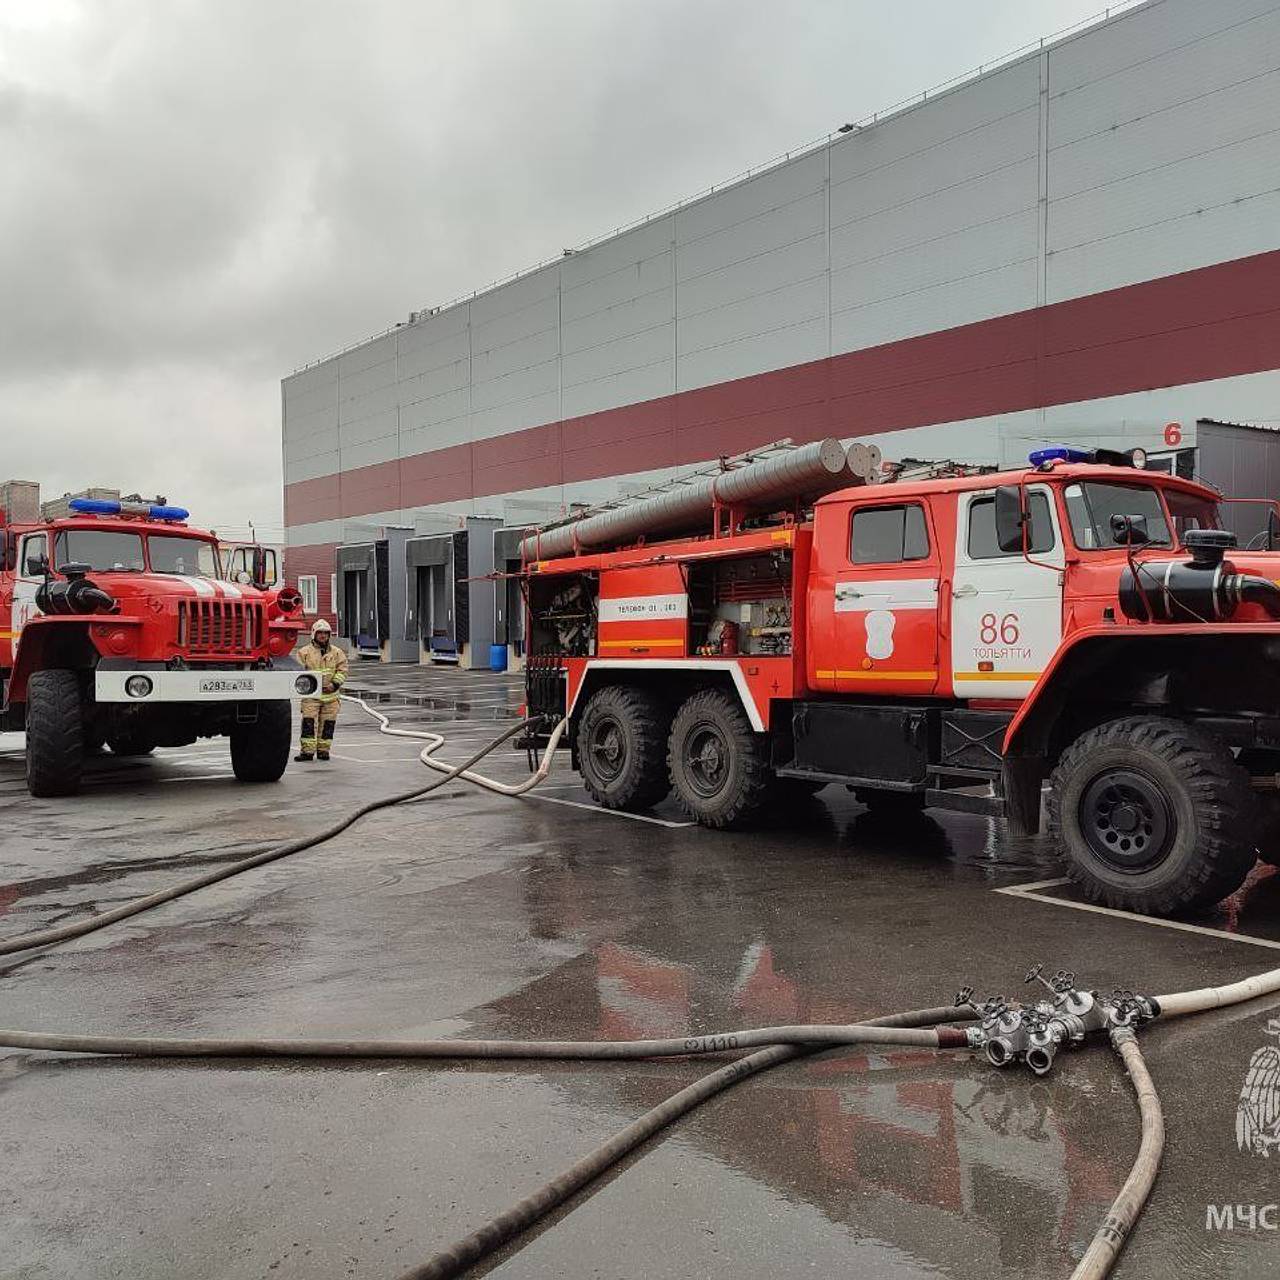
left=317, top=717, right=336, bottom=762
left=296, top=715, right=317, bottom=762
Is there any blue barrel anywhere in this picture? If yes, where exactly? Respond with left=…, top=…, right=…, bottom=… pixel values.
left=489, top=643, right=509, bottom=672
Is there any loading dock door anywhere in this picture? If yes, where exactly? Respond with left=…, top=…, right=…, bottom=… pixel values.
left=334, top=544, right=377, bottom=643
left=405, top=535, right=454, bottom=657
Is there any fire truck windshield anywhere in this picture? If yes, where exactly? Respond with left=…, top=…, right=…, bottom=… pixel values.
left=148, top=535, right=218, bottom=577
left=54, top=528, right=145, bottom=572
left=1064, top=481, right=1220, bottom=551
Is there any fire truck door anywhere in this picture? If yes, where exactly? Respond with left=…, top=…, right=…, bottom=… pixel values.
left=11, top=532, right=47, bottom=651
left=823, top=500, right=941, bottom=695
left=950, top=485, right=1063, bottom=699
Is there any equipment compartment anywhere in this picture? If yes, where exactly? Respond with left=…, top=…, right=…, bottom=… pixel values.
left=529, top=572, right=599, bottom=656
left=687, top=551, right=793, bottom=657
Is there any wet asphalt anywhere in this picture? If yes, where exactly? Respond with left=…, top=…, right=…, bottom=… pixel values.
left=3, top=662, right=1280, bottom=1279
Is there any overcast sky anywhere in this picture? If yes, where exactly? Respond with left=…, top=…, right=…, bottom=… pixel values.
left=1, top=0, right=1107, bottom=540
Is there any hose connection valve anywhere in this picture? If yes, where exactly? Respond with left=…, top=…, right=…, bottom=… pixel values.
left=956, top=966, right=1158, bottom=1076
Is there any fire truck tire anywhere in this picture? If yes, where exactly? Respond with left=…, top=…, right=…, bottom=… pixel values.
left=577, top=685, right=670, bottom=811
left=230, top=700, right=292, bottom=783
left=1049, top=716, right=1258, bottom=916
left=26, top=669, right=85, bottom=798
left=668, top=689, right=771, bottom=829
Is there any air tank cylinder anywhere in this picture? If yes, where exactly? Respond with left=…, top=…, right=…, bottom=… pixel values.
left=1118, top=530, right=1280, bottom=622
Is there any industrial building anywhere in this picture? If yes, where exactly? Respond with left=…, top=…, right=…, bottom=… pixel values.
left=283, top=0, right=1280, bottom=639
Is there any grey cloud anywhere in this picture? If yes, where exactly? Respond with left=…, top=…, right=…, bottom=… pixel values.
left=0, top=0, right=1104, bottom=532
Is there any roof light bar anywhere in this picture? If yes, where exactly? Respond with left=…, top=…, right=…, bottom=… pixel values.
left=1028, top=445, right=1147, bottom=470
left=1029, top=445, right=1093, bottom=467
left=66, top=497, right=189, bottom=521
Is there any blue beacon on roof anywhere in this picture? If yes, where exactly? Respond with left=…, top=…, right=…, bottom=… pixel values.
left=67, top=497, right=190, bottom=521
left=1028, top=445, right=1094, bottom=467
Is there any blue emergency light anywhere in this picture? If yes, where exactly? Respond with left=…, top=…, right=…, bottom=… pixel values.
left=1028, top=445, right=1094, bottom=467
left=67, top=497, right=190, bottom=520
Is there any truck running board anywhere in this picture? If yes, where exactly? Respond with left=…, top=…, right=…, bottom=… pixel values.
left=924, top=785, right=1006, bottom=818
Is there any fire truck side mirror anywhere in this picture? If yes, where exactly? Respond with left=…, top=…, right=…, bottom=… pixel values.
left=994, top=485, right=1029, bottom=554
left=1109, top=513, right=1150, bottom=547
left=250, top=546, right=276, bottom=588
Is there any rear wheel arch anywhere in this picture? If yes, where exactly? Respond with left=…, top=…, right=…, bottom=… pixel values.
left=570, top=666, right=751, bottom=733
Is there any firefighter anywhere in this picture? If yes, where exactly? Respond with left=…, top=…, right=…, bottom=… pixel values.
left=295, top=618, right=348, bottom=762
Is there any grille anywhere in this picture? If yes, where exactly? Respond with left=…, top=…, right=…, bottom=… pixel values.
left=177, top=600, right=262, bottom=654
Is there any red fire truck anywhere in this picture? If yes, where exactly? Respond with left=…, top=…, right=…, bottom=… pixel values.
left=522, top=441, right=1280, bottom=917
left=1, top=491, right=317, bottom=796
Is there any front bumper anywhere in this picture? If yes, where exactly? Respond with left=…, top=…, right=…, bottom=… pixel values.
left=95, top=666, right=320, bottom=704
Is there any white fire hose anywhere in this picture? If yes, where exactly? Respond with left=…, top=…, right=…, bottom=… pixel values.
left=340, top=691, right=567, bottom=795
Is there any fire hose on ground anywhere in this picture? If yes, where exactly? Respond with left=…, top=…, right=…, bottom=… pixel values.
left=0, top=698, right=1277, bottom=1277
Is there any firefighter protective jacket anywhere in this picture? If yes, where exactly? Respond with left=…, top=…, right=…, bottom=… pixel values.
left=297, top=641, right=349, bottom=702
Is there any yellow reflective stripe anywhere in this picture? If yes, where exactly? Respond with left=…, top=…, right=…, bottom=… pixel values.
left=954, top=671, right=1042, bottom=681
left=834, top=670, right=936, bottom=680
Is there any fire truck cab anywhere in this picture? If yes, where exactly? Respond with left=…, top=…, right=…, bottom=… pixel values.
left=524, top=444, right=1280, bottom=917
left=1, top=492, right=315, bottom=796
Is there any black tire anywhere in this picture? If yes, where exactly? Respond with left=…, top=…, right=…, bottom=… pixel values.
left=1048, top=716, right=1258, bottom=915
left=854, top=788, right=926, bottom=817
left=577, top=685, right=670, bottom=811
left=668, top=689, right=771, bottom=829
left=106, top=729, right=155, bottom=757
left=230, top=700, right=293, bottom=783
left=26, top=669, right=85, bottom=798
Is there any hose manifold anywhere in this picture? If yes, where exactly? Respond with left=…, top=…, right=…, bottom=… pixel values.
left=959, top=967, right=1157, bottom=1076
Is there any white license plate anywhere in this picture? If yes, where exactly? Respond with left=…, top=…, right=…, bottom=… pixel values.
left=199, top=677, right=255, bottom=694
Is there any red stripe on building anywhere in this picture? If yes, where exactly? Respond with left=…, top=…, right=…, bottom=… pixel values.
left=285, top=248, right=1280, bottom=528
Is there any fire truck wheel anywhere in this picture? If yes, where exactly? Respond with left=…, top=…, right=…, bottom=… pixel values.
left=230, top=700, right=292, bottom=783
left=1048, top=716, right=1258, bottom=915
left=668, top=689, right=771, bottom=829
left=577, top=685, right=670, bottom=810
left=26, top=669, right=85, bottom=798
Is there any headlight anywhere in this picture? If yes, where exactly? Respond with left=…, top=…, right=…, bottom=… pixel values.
left=295, top=675, right=317, bottom=695
left=124, top=675, right=153, bottom=699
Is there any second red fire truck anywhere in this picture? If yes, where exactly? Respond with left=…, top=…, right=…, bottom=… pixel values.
left=1, top=489, right=315, bottom=797
left=522, top=440, right=1280, bottom=917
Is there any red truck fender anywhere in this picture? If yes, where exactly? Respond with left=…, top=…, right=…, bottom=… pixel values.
left=5, top=616, right=136, bottom=705
left=1003, top=621, right=1280, bottom=759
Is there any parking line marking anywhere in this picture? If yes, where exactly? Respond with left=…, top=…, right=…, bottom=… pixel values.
left=994, top=878, right=1280, bottom=951
left=156, top=773, right=235, bottom=783
left=527, top=793, right=695, bottom=828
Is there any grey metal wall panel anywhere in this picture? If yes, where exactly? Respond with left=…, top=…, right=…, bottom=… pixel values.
left=1047, top=0, right=1279, bottom=97
left=284, top=0, right=1280, bottom=546
left=832, top=59, right=1041, bottom=187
